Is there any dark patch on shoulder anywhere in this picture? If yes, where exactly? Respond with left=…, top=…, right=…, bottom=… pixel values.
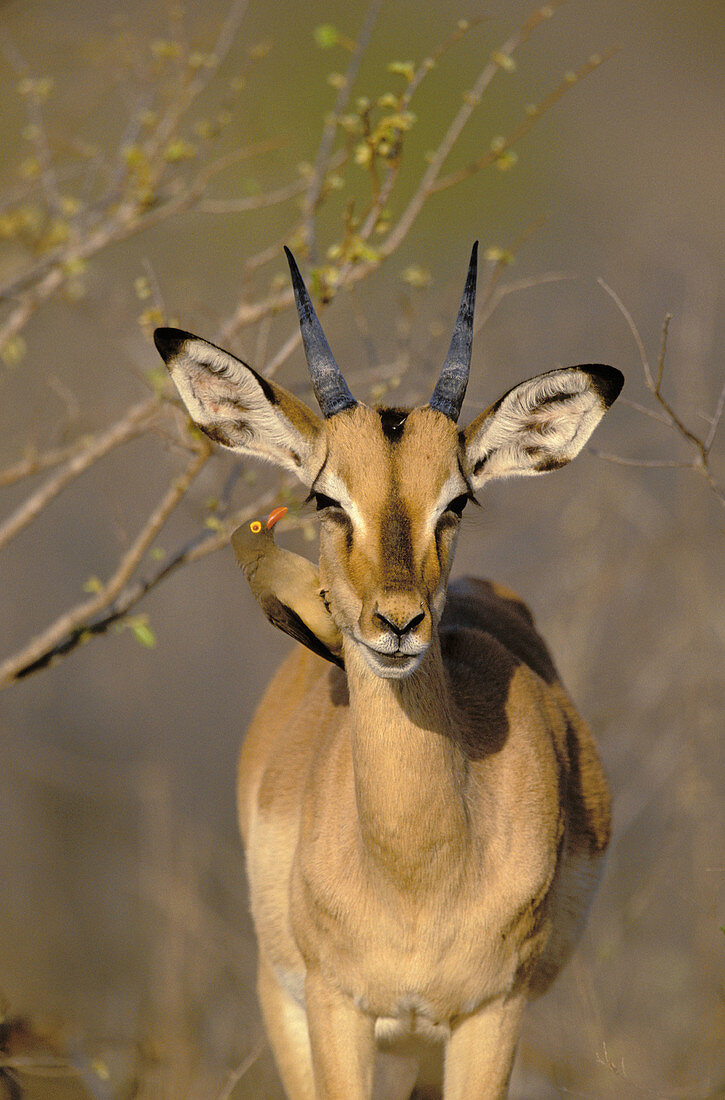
left=443, top=578, right=559, bottom=684
left=439, top=627, right=516, bottom=759
left=378, top=407, right=409, bottom=443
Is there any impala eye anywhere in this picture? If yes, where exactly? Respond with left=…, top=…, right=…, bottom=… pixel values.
left=306, top=491, right=343, bottom=513
left=445, top=493, right=471, bottom=518
left=316, top=492, right=342, bottom=512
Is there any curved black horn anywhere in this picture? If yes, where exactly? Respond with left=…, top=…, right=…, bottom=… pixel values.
left=429, top=241, right=478, bottom=422
left=284, top=246, right=357, bottom=418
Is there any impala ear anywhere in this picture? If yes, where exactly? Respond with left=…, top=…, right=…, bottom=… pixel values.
left=463, top=365, right=623, bottom=489
left=154, top=328, right=324, bottom=483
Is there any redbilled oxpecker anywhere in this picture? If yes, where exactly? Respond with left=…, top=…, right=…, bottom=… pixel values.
left=231, top=506, right=343, bottom=668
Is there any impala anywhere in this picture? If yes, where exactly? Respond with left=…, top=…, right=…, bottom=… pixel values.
left=154, top=243, right=622, bottom=1099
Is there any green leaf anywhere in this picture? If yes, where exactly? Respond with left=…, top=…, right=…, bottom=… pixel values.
left=387, top=61, right=415, bottom=81
left=129, top=615, right=157, bottom=648
left=0, top=335, right=27, bottom=368
left=400, top=264, right=431, bottom=288
left=491, top=51, right=517, bottom=73
left=314, top=24, right=339, bottom=49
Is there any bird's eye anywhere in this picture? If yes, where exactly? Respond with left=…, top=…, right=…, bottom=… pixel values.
left=444, top=493, right=471, bottom=518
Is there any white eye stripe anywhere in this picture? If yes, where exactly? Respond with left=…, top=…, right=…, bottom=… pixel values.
left=433, top=474, right=470, bottom=518
left=412, top=474, right=469, bottom=539
left=317, top=472, right=367, bottom=535
left=315, top=471, right=467, bottom=540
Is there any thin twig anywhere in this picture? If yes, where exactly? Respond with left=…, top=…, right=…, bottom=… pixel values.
left=430, top=47, right=619, bottom=195
left=143, top=0, right=250, bottom=162
left=597, top=277, right=652, bottom=387
left=597, top=279, right=724, bottom=508
left=703, top=379, right=725, bottom=452
left=379, top=0, right=570, bottom=258
left=477, top=270, right=575, bottom=328
left=263, top=326, right=303, bottom=380
left=0, top=3, right=256, bottom=347
left=0, top=33, right=63, bottom=216
left=618, top=396, right=673, bottom=429
left=199, top=175, right=306, bottom=214
left=0, top=441, right=213, bottom=687
left=589, top=451, right=693, bottom=470
left=0, top=396, right=160, bottom=551
left=303, top=0, right=385, bottom=260
left=0, top=437, right=91, bottom=488
left=477, top=214, right=551, bottom=320
left=354, top=18, right=489, bottom=249
left=0, top=482, right=283, bottom=687
left=403, top=16, right=490, bottom=108
left=216, top=1040, right=266, bottom=1100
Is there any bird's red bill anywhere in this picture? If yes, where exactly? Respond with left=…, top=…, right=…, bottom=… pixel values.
left=265, top=506, right=288, bottom=530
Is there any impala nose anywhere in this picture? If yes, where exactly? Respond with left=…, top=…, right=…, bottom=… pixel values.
left=373, top=604, right=426, bottom=639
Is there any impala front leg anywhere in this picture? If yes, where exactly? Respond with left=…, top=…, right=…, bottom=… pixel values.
left=305, top=967, right=377, bottom=1099
left=444, top=993, right=527, bottom=1100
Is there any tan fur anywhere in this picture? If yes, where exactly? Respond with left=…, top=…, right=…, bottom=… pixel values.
left=156, top=325, right=618, bottom=1098
left=237, top=408, right=611, bottom=1099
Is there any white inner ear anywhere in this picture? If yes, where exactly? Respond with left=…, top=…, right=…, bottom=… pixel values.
left=467, top=368, right=608, bottom=484
left=168, top=336, right=318, bottom=477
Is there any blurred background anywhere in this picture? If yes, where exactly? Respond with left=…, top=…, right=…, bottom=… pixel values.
left=0, top=0, right=722, bottom=1096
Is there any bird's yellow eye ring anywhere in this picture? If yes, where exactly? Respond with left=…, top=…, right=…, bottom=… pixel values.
left=250, top=520, right=262, bottom=534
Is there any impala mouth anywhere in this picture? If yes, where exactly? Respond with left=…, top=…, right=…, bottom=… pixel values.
left=358, top=642, right=425, bottom=679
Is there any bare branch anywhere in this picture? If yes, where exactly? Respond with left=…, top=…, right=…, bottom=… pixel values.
left=216, top=1041, right=266, bottom=1100
left=0, top=395, right=161, bottom=551
left=303, top=0, right=385, bottom=260
left=597, top=277, right=653, bottom=388
left=618, top=397, right=674, bottom=429
left=0, top=33, right=63, bottom=216
left=378, top=1, right=572, bottom=258
left=654, top=312, right=671, bottom=392
left=0, top=440, right=213, bottom=688
left=0, top=482, right=284, bottom=688
left=0, top=438, right=91, bottom=488
left=704, top=379, right=725, bottom=453
left=589, top=451, right=693, bottom=470
left=597, top=281, right=724, bottom=508
left=0, top=0, right=648, bottom=695
left=199, top=175, right=306, bottom=214
left=430, top=47, right=619, bottom=196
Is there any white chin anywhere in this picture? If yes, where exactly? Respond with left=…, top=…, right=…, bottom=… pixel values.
left=361, top=647, right=423, bottom=679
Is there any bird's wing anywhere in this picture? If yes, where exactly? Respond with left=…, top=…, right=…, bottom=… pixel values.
left=259, top=593, right=345, bottom=669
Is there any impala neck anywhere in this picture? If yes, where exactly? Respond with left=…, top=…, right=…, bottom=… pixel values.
left=343, top=635, right=469, bottom=884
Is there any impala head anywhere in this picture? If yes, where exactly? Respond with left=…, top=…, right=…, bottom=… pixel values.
left=154, top=244, right=622, bottom=679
